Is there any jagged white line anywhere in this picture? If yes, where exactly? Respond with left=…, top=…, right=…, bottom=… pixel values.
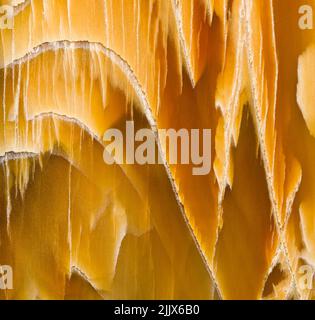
left=0, top=151, right=37, bottom=163
left=171, top=0, right=196, bottom=88
left=70, top=266, right=106, bottom=299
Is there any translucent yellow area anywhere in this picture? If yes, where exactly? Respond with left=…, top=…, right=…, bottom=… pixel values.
left=1, top=0, right=315, bottom=300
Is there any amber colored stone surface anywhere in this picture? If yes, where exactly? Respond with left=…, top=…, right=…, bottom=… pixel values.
left=1, top=0, right=315, bottom=300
